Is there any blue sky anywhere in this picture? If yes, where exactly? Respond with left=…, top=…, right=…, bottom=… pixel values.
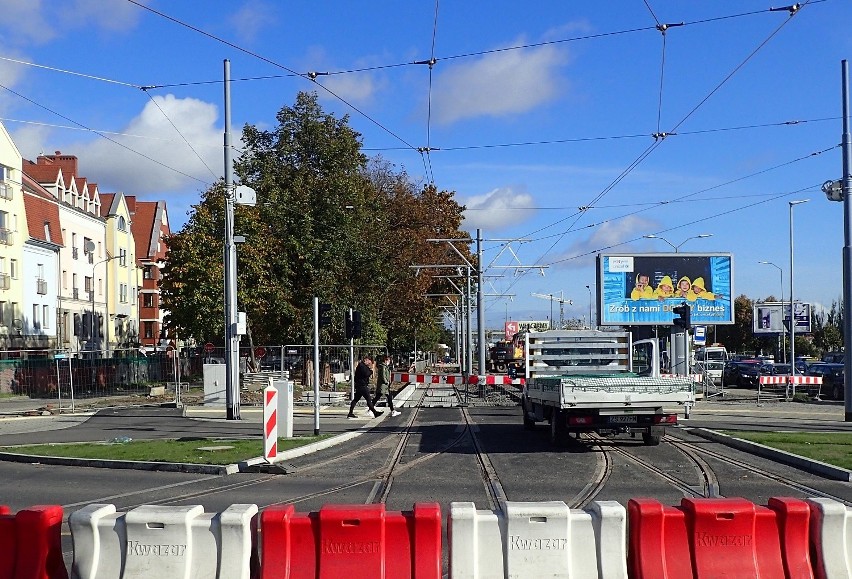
left=1, top=0, right=851, bottom=330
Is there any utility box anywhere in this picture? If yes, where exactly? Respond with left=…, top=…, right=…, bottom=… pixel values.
left=203, top=363, right=227, bottom=406
left=275, top=379, right=294, bottom=438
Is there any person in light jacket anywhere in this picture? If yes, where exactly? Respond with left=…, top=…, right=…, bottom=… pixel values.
left=372, top=354, right=401, bottom=417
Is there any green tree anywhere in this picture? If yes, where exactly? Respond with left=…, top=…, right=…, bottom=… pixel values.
left=716, top=294, right=760, bottom=355
left=160, top=92, right=469, bottom=350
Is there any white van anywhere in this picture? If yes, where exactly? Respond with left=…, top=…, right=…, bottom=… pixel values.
left=695, top=345, right=728, bottom=386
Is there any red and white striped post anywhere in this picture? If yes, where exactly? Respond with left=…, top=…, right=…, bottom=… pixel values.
left=263, top=379, right=278, bottom=463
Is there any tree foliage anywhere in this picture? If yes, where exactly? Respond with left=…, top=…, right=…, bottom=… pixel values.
left=160, top=92, right=470, bottom=355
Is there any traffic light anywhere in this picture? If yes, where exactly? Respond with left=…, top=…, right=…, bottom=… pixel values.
left=352, top=310, right=362, bottom=338
left=319, top=303, right=332, bottom=328
left=672, top=302, right=691, bottom=330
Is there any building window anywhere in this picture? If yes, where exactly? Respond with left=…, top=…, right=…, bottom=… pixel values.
left=119, top=248, right=127, bottom=266
left=0, top=301, right=5, bottom=325
left=9, top=259, right=16, bottom=279
left=143, top=266, right=153, bottom=280
left=44, top=222, right=51, bottom=242
left=33, top=305, right=40, bottom=329
left=62, top=270, right=67, bottom=289
left=118, top=216, right=127, bottom=231
left=144, top=321, right=154, bottom=339
left=42, top=305, right=49, bottom=329
left=120, top=284, right=128, bottom=303
left=84, top=276, right=92, bottom=293
left=143, top=293, right=154, bottom=308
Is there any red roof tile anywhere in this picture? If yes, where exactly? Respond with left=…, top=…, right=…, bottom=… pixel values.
left=23, top=182, right=63, bottom=246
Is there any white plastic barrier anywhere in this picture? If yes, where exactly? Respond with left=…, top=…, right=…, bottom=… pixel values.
left=449, top=500, right=627, bottom=578
left=807, top=497, right=852, bottom=577
left=69, top=503, right=258, bottom=579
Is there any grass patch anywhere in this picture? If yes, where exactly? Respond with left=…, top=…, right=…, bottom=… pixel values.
left=0, top=435, right=331, bottom=465
left=722, top=431, right=852, bottom=470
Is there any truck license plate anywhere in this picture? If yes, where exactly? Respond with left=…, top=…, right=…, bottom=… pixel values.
left=609, top=416, right=637, bottom=424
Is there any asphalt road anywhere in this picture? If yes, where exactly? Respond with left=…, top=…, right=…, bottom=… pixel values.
left=1, top=389, right=851, bottom=573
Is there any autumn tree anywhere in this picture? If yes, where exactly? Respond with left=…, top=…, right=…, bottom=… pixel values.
left=160, top=91, right=468, bottom=353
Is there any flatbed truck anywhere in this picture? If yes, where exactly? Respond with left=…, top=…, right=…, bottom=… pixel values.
left=519, top=330, right=694, bottom=446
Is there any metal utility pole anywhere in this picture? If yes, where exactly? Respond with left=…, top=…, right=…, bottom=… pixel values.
left=841, top=60, right=852, bottom=421
left=477, top=229, right=485, bottom=375
left=313, top=298, right=320, bottom=435
left=223, top=59, right=240, bottom=420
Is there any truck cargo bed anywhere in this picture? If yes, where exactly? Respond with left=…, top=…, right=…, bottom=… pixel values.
left=526, top=373, right=694, bottom=408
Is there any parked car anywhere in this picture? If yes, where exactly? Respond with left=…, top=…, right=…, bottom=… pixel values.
left=767, top=364, right=803, bottom=377
left=722, top=360, right=763, bottom=388
left=807, top=363, right=845, bottom=400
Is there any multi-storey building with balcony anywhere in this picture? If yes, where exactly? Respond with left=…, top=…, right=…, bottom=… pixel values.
left=22, top=175, right=62, bottom=351
left=99, top=193, right=140, bottom=352
left=129, top=197, right=171, bottom=352
left=0, top=123, right=26, bottom=351
left=23, top=152, right=108, bottom=354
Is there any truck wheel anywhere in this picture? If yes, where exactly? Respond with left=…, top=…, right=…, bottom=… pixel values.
left=549, top=410, right=567, bottom=447
left=642, top=431, right=661, bottom=446
left=522, top=399, right=536, bottom=430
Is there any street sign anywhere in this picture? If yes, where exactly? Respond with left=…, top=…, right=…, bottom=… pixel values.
left=204, top=342, right=215, bottom=354
left=255, top=346, right=267, bottom=359
left=54, top=353, right=68, bottom=360
left=693, top=326, right=706, bottom=346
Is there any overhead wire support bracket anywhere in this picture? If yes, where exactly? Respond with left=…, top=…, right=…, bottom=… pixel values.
left=655, top=22, right=684, bottom=35
left=306, top=71, right=329, bottom=81
left=769, top=4, right=800, bottom=15
left=413, top=58, right=438, bottom=68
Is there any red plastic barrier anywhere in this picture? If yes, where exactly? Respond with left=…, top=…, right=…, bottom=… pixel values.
left=0, top=505, right=68, bottom=579
left=261, top=503, right=441, bottom=579
left=628, top=497, right=813, bottom=578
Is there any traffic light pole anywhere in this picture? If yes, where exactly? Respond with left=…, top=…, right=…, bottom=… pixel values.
left=348, top=308, right=355, bottom=401
left=313, top=297, right=320, bottom=436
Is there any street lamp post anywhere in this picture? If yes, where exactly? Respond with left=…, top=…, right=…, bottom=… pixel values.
left=643, top=233, right=713, bottom=252
left=789, top=199, right=809, bottom=394
left=91, top=255, right=118, bottom=355
left=585, top=285, right=593, bottom=329
left=758, top=261, right=785, bottom=363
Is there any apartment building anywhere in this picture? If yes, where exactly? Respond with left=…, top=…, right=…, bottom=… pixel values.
left=99, top=193, right=140, bottom=352
left=22, top=175, right=62, bottom=350
left=0, top=124, right=26, bottom=351
left=129, top=197, right=170, bottom=352
left=23, top=152, right=109, bottom=354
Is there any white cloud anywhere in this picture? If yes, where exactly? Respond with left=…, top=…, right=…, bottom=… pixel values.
left=461, top=186, right=536, bottom=231
left=548, top=214, right=658, bottom=269
left=229, top=1, right=277, bottom=43
left=15, top=95, right=222, bottom=197
left=0, top=0, right=145, bottom=44
left=431, top=41, right=568, bottom=124
left=320, top=73, right=381, bottom=106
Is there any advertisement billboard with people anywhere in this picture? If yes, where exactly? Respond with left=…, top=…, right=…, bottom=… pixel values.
left=596, top=253, right=734, bottom=326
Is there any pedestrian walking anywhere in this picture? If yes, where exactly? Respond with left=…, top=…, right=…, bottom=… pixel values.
left=348, top=354, right=383, bottom=419
left=373, top=354, right=401, bottom=417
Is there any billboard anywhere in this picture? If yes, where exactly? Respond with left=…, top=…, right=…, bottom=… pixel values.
left=597, top=253, right=734, bottom=326
left=504, top=320, right=550, bottom=339
left=753, top=302, right=811, bottom=334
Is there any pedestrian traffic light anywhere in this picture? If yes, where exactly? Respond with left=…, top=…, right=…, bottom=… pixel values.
left=672, top=302, right=691, bottom=330
left=352, top=310, right=362, bottom=338
left=319, top=303, right=332, bottom=328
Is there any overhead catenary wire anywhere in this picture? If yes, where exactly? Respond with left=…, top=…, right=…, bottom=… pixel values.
left=502, top=0, right=813, bottom=288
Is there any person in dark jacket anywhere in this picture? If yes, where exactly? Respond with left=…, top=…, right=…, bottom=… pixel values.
left=348, top=354, right=383, bottom=419
left=372, top=354, right=401, bottom=417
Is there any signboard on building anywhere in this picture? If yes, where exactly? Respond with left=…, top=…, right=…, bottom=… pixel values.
left=753, top=302, right=811, bottom=334
left=693, top=326, right=706, bottom=346
left=596, top=253, right=734, bottom=326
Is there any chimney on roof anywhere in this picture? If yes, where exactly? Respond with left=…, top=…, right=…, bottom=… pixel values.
left=38, top=151, right=78, bottom=176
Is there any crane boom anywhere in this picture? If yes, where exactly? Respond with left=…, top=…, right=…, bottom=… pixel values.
left=530, top=292, right=574, bottom=329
